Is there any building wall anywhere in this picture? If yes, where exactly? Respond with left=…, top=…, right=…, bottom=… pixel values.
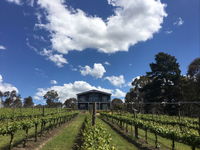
left=77, top=92, right=111, bottom=110
left=78, top=93, right=110, bottom=103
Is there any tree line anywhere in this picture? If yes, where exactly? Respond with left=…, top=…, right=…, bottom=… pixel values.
left=125, top=52, right=200, bottom=116
left=0, top=89, right=78, bottom=108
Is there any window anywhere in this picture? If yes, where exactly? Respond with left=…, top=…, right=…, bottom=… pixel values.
left=102, top=96, right=107, bottom=102
left=80, top=96, right=85, bottom=102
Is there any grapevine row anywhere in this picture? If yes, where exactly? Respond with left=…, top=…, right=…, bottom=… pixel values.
left=0, top=111, right=78, bottom=149
left=0, top=108, right=70, bottom=121
left=79, top=116, right=116, bottom=150
left=101, top=113, right=200, bottom=150
left=122, top=113, right=199, bottom=131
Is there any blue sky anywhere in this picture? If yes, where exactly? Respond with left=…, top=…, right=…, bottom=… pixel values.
left=0, top=0, right=199, bottom=104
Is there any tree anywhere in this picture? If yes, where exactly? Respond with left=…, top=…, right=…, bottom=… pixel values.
left=3, top=90, right=19, bottom=108
left=125, top=76, right=150, bottom=113
left=44, top=90, right=60, bottom=107
left=64, top=98, right=77, bottom=109
left=187, top=58, right=200, bottom=101
left=0, top=91, right=3, bottom=108
left=24, top=96, right=34, bottom=108
left=143, top=52, right=181, bottom=114
left=112, top=98, right=123, bottom=110
left=187, top=58, right=200, bottom=80
left=13, top=95, right=22, bottom=108
left=2, top=90, right=22, bottom=108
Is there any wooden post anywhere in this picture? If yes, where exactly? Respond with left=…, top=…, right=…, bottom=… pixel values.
left=155, top=133, right=158, bottom=148
left=198, top=117, right=200, bottom=136
left=42, top=106, right=45, bottom=116
left=92, top=102, right=96, bottom=126
left=172, top=138, right=175, bottom=150
left=145, top=128, right=148, bottom=143
left=135, top=125, right=138, bottom=139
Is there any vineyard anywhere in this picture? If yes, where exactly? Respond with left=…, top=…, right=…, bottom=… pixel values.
left=0, top=108, right=78, bottom=149
left=0, top=108, right=200, bottom=150
left=100, top=112, right=200, bottom=150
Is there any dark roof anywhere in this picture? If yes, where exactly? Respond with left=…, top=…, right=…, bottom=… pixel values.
left=77, top=89, right=111, bottom=96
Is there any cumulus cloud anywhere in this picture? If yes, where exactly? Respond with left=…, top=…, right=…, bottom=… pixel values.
left=5, top=0, right=21, bottom=5
left=35, top=0, right=167, bottom=54
left=173, top=17, right=184, bottom=26
left=0, top=45, right=6, bottom=50
left=40, top=49, right=68, bottom=67
left=112, top=89, right=126, bottom=98
left=0, top=75, right=18, bottom=93
left=105, top=75, right=125, bottom=87
left=80, top=63, right=106, bottom=78
left=34, top=80, right=125, bottom=103
left=50, top=80, right=57, bottom=84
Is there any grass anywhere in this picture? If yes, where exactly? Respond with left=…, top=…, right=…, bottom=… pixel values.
left=41, top=114, right=85, bottom=150
left=0, top=121, right=56, bottom=149
left=138, top=128, right=200, bottom=150
left=102, top=117, right=200, bottom=150
left=0, top=124, right=36, bottom=149
left=98, top=118, right=138, bottom=150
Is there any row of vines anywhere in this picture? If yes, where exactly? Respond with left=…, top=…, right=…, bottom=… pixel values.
left=101, top=113, right=200, bottom=150
left=0, top=108, right=70, bottom=121
left=78, top=116, right=116, bottom=150
left=0, top=108, right=78, bottom=149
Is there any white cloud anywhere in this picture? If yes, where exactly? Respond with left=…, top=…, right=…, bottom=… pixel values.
left=49, top=54, right=68, bottom=67
left=5, top=0, right=21, bottom=5
left=80, top=63, right=106, bottom=78
left=40, top=49, right=68, bottom=67
left=0, top=75, right=18, bottom=93
left=0, top=45, right=6, bottom=50
left=105, top=75, right=125, bottom=87
left=165, top=30, right=173, bottom=34
left=173, top=17, right=184, bottom=26
left=36, top=0, right=167, bottom=54
left=104, top=61, right=111, bottom=66
left=112, top=89, right=126, bottom=98
left=34, top=80, right=125, bottom=103
left=50, top=80, right=57, bottom=84
left=0, top=75, right=3, bottom=83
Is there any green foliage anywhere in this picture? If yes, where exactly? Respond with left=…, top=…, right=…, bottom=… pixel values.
left=145, top=52, right=181, bottom=102
left=44, top=90, right=60, bottom=107
left=0, top=108, right=78, bottom=149
left=64, top=98, right=77, bottom=109
left=112, top=98, right=123, bottom=110
left=101, top=113, right=200, bottom=148
left=2, top=90, right=22, bottom=108
left=23, top=96, right=34, bottom=108
left=80, top=117, right=116, bottom=150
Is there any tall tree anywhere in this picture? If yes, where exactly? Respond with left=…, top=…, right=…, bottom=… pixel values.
left=44, top=90, right=59, bottom=107
left=143, top=52, right=181, bottom=114
left=112, top=98, right=123, bottom=110
left=24, top=96, right=34, bottom=108
left=125, top=76, right=150, bottom=113
left=13, top=95, right=22, bottom=108
left=64, top=98, right=77, bottom=109
left=187, top=58, right=200, bottom=80
left=0, top=91, right=3, bottom=108
left=187, top=58, right=200, bottom=101
left=3, top=90, right=22, bottom=108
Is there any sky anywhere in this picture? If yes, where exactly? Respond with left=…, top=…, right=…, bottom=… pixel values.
left=0, top=0, right=199, bottom=104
